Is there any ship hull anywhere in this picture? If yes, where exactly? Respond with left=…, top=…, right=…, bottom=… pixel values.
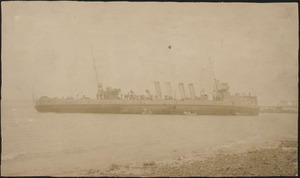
left=35, top=103, right=259, bottom=116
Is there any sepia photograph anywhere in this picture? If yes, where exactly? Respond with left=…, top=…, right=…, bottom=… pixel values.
left=1, top=1, right=298, bottom=176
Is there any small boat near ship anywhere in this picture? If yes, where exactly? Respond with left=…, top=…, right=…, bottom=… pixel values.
left=184, top=111, right=197, bottom=116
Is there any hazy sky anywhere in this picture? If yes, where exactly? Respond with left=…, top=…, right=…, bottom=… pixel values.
left=2, top=2, right=298, bottom=105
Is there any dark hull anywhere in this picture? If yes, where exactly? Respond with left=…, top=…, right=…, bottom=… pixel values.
left=35, top=104, right=259, bottom=116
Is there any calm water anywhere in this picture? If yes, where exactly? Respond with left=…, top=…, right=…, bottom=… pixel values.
left=1, top=99, right=298, bottom=176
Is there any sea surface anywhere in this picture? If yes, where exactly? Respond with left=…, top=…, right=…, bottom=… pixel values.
left=1, top=99, right=298, bottom=176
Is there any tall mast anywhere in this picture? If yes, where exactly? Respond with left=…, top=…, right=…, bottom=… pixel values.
left=32, top=83, right=35, bottom=101
left=209, top=58, right=218, bottom=92
left=209, top=58, right=215, bottom=81
left=90, top=46, right=99, bottom=85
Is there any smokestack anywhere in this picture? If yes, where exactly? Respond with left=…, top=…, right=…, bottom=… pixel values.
left=188, top=83, right=196, bottom=99
left=154, top=81, right=163, bottom=99
left=165, top=82, right=173, bottom=97
left=178, top=83, right=186, bottom=99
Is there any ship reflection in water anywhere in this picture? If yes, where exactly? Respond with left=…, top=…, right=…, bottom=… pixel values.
left=34, top=79, right=259, bottom=116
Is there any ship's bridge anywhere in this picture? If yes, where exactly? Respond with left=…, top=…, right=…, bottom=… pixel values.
left=213, top=80, right=230, bottom=100
left=97, top=84, right=121, bottom=100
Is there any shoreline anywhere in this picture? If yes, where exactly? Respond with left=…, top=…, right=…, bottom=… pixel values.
left=83, top=139, right=298, bottom=177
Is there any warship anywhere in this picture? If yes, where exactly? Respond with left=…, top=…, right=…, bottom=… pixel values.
left=34, top=50, right=259, bottom=116
left=34, top=80, right=258, bottom=116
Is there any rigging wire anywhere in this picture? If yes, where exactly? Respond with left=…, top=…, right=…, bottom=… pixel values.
left=90, top=46, right=99, bottom=85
